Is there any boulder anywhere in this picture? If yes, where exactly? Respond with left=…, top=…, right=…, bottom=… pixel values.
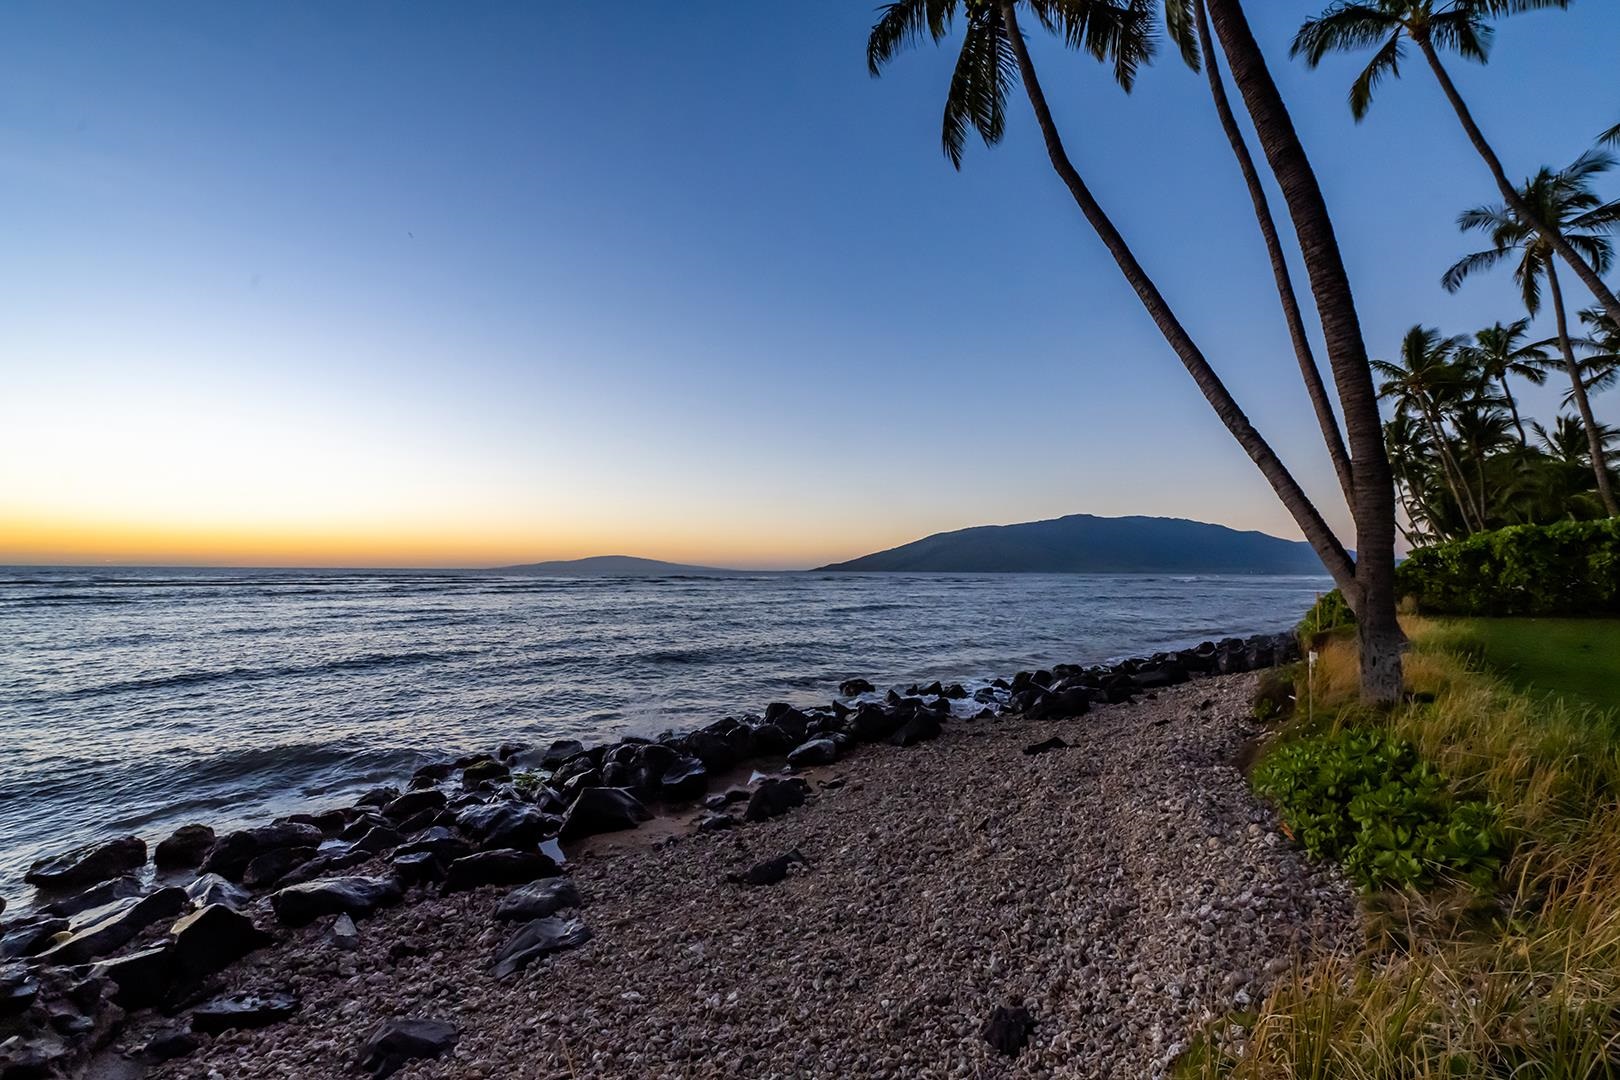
left=381, top=789, right=448, bottom=821
left=202, top=822, right=324, bottom=882
left=92, top=944, right=173, bottom=1009
left=442, top=850, right=558, bottom=894
left=694, top=812, right=737, bottom=833
left=241, top=846, right=317, bottom=889
left=190, top=989, right=300, bottom=1033
left=491, top=916, right=592, bottom=979
left=1028, top=689, right=1091, bottom=721
left=744, top=778, right=807, bottom=823
left=277, top=848, right=370, bottom=888
left=726, top=849, right=809, bottom=887
left=138, top=1027, right=199, bottom=1063
left=0, top=963, right=39, bottom=1017
left=493, top=879, right=582, bottom=922
left=462, top=759, right=510, bottom=786
left=170, top=903, right=274, bottom=983
left=0, top=916, right=69, bottom=959
left=983, top=1005, right=1037, bottom=1058
left=40, top=875, right=144, bottom=919
left=850, top=704, right=903, bottom=742
left=659, top=757, right=708, bottom=802
left=762, top=703, right=811, bottom=742
left=456, top=803, right=551, bottom=850
left=838, top=678, right=875, bottom=697
left=889, top=713, right=942, bottom=747
left=341, top=813, right=391, bottom=842
left=540, top=739, right=587, bottom=768
left=557, top=788, right=652, bottom=843
left=391, top=852, right=444, bottom=887
left=786, top=738, right=839, bottom=768
left=331, top=912, right=360, bottom=951
left=1023, top=737, right=1068, bottom=755
left=153, top=825, right=216, bottom=871
left=270, top=876, right=403, bottom=928
left=24, top=836, right=147, bottom=891
left=354, top=786, right=400, bottom=808
left=38, top=886, right=188, bottom=964
left=392, top=827, right=472, bottom=864
left=358, top=1018, right=460, bottom=1078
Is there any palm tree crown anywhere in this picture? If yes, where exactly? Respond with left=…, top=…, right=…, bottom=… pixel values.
left=1290, top=1, right=1568, bottom=120
left=866, top=0, right=1155, bottom=167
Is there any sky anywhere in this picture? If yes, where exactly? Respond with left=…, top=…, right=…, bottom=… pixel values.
left=2, top=2, right=1617, bottom=569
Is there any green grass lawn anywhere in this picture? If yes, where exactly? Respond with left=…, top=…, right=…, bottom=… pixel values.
left=1442, top=617, right=1620, bottom=714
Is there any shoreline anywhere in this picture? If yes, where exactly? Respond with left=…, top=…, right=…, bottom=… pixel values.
left=0, top=631, right=1345, bottom=1077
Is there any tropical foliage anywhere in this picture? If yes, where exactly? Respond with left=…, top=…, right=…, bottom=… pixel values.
left=1396, top=518, right=1620, bottom=616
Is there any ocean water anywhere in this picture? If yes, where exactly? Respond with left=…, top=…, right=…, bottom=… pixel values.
left=0, top=567, right=1330, bottom=891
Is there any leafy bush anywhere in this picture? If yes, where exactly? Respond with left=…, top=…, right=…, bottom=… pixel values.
left=1297, top=589, right=1356, bottom=640
left=1396, top=519, right=1620, bottom=616
left=1253, top=727, right=1502, bottom=891
left=1252, top=666, right=1297, bottom=722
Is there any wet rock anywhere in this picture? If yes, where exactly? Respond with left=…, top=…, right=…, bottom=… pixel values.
left=456, top=803, right=551, bottom=850
left=558, top=788, right=652, bottom=842
left=839, top=677, right=875, bottom=697
left=0, top=916, right=69, bottom=959
left=276, top=848, right=370, bottom=888
left=354, top=786, right=400, bottom=809
left=92, top=943, right=172, bottom=1009
left=727, top=849, right=809, bottom=887
left=763, top=703, right=812, bottom=742
left=241, top=845, right=317, bottom=889
left=850, top=704, right=904, bottom=742
left=1023, top=736, right=1069, bottom=755
left=341, top=813, right=391, bottom=843
left=38, top=886, right=188, bottom=964
left=24, top=836, right=147, bottom=891
left=201, top=822, right=324, bottom=882
left=354, top=825, right=405, bottom=855
left=540, top=739, right=586, bottom=767
left=381, top=789, right=448, bottom=821
left=1028, top=687, right=1092, bottom=720
left=190, top=989, right=300, bottom=1033
left=390, top=851, right=444, bottom=887
left=442, top=850, right=558, bottom=894
left=659, top=756, right=708, bottom=802
left=701, top=794, right=729, bottom=811
left=392, top=827, right=472, bottom=864
left=170, top=903, right=274, bottom=983
left=983, top=1005, right=1037, bottom=1057
left=744, top=778, right=808, bottom=822
left=270, top=876, right=403, bottom=928
left=786, top=738, right=839, bottom=768
left=153, top=825, right=216, bottom=871
left=40, top=875, right=143, bottom=919
left=491, top=916, right=592, bottom=978
left=0, top=963, right=39, bottom=1017
left=889, top=712, right=942, bottom=747
left=0, top=1031, right=69, bottom=1077
left=462, top=759, right=511, bottom=786
left=493, top=879, right=582, bottom=922
left=357, top=1018, right=460, bottom=1078
left=139, top=1027, right=199, bottom=1063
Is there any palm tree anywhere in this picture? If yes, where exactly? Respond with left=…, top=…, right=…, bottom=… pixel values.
left=1374, top=326, right=1484, bottom=531
left=1602, top=120, right=1620, bottom=149
left=1443, top=151, right=1620, bottom=514
left=867, top=6, right=1375, bottom=621
left=1291, top=1, right=1620, bottom=330
left=1458, top=319, right=1549, bottom=445
left=1533, top=414, right=1619, bottom=470
left=1199, top=0, right=1405, bottom=704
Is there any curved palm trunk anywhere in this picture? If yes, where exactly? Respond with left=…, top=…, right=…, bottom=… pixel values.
left=1194, top=0, right=1354, bottom=508
left=1415, top=401, right=1481, bottom=533
left=1546, top=261, right=1620, bottom=516
left=995, top=0, right=1357, bottom=597
left=1415, top=37, right=1620, bottom=329
left=1500, top=376, right=1529, bottom=446
left=1204, top=0, right=1402, bottom=706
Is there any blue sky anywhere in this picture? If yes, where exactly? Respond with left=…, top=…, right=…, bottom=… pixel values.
left=1, top=1, right=1616, bottom=567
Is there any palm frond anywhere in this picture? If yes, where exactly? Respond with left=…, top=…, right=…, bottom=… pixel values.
left=1442, top=247, right=1510, bottom=292
left=1161, top=0, right=1198, bottom=71
left=1602, top=119, right=1620, bottom=149
left=1348, top=30, right=1405, bottom=120
left=940, top=8, right=1015, bottom=168
left=1028, top=0, right=1159, bottom=92
left=1428, top=10, right=1492, bottom=64
left=867, top=0, right=957, bottom=76
left=1291, top=3, right=1401, bottom=67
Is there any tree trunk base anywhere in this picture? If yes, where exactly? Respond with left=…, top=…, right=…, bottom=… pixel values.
left=1357, top=618, right=1406, bottom=707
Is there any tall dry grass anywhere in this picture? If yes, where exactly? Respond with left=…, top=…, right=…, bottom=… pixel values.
left=1180, top=618, right=1620, bottom=1079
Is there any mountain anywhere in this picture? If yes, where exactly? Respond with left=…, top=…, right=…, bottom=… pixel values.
left=815, top=514, right=1326, bottom=575
left=493, top=555, right=745, bottom=577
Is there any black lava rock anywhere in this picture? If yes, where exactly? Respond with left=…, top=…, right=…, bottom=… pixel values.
left=441, top=850, right=559, bottom=894
left=357, top=1018, right=460, bottom=1078
left=24, top=836, right=147, bottom=891
left=557, top=788, right=652, bottom=842
left=726, top=849, right=809, bottom=887
left=983, top=1005, right=1037, bottom=1057
left=270, top=876, right=403, bottom=928
left=491, top=916, right=592, bottom=979
left=153, top=825, right=216, bottom=871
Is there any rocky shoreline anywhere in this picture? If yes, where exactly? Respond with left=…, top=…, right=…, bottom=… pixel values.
left=0, top=632, right=1359, bottom=1078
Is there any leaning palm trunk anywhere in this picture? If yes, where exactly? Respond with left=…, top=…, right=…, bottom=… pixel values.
left=1416, top=401, right=1482, bottom=532
left=1203, top=0, right=1403, bottom=705
left=994, top=0, right=1357, bottom=602
left=1415, top=35, right=1620, bottom=329
left=1545, top=261, right=1620, bottom=515
left=1193, top=0, right=1354, bottom=507
left=1499, top=376, right=1528, bottom=446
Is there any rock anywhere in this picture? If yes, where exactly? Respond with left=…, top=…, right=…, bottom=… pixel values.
left=341, top=813, right=390, bottom=842
left=889, top=713, right=942, bottom=747
left=392, top=827, right=472, bottom=863
left=694, top=812, right=736, bottom=833
left=201, top=822, right=324, bottom=881
left=491, top=916, right=592, bottom=978
left=659, top=756, right=708, bottom=802
left=354, top=825, right=405, bottom=854
left=0, top=963, right=39, bottom=1017
left=839, top=678, right=875, bottom=697
left=744, top=778, right=808, bottom=822
left=92, top=944, right=173, bottom=1009
left=493, top=879, right=583, bottom=922
left=37, top=886, right=188, bottom=964
left=1023, top=737, right=1068, bottom=755
left=786, top=738, right=839, bottom=768
left=381, top=789, right=448, bottom=821
left=354, top=786, right=400, bottom=808
left=24, top=836, right=147, bottom=891
left=442, top=850, right=558, bottom=894
left=270, top=876, right=403, bottom=928
left=462, top=759, right=511, bottom=786
left=39, top=875, right=144, bottom=919
left=276, top=848, right=369, bottom=888
left=241, top=845, right=317, bottom=889
left=983, top=1005, right=1037, bottom=1058
left=557, top=788, right=652, bottom=842
left=153, top=824, right=216, bottom=871
left=727, top=849, right=809, bottom=887
left=456, top=803, right=551, bottom=850
left=0, top=1033, right=70, bottom=1077
left=331, top=912, right=359, bottom=951
left=541, top=739, right=587, bottom=767
left=170, top=903, right=274, bottom=983
left=357, top=1018, right=460, bottom=1078
left=190, top=989, right=300, bottom=1033
left=850, top=704, right=904, bottom=742
left=139, top=1027, right=200, bottom=1063
left=390, top=851, right=444, bottom=887
left=0, top=916, right=69, bottom=959
left=701, top=794, right=729, bottom=811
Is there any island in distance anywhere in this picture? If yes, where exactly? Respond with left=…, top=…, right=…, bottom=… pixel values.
left=497, top=514, right=1328, bottom=577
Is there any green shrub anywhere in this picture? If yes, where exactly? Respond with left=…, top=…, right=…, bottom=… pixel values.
left=1253, top=727, right=1503, bottom=891
left=1252, top=666, right=1297, bottom=722
left=1396, top=519, right=1620, bottom=617
left=1297, top=589, right=1356, bottom=640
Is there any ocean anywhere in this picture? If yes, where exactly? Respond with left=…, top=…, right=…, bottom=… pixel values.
left=0, top=567, right=1330, bottom=889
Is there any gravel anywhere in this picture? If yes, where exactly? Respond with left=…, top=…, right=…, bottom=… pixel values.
left=140, top=672, right=1358, bottom=1079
